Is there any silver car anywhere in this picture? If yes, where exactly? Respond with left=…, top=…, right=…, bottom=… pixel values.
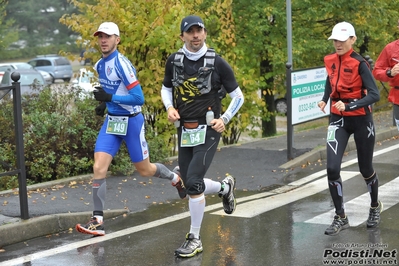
left=0, top=69, right=45, bottom=96
left=0, top=62, right=52, bottom=85
left=28, top=55, right=73, bottom=83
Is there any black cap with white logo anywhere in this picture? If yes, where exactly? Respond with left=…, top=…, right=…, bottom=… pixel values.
left=180, top=15, right=205, bottom=32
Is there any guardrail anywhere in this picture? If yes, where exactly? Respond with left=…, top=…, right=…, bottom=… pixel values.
left=0, top=72, right=29, bottom=219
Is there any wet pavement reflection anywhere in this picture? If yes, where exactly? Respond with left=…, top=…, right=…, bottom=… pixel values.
left=1, top=137, right=399, bottom=266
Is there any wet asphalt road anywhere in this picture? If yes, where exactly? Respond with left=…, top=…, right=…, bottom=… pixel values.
left=1, top=128, right=399, bottom=266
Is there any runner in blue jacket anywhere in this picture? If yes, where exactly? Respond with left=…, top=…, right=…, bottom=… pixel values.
left=76, top=22, right=186, bottom=236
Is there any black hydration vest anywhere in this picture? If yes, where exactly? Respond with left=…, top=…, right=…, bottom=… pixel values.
left=171, top=48, right=226, bottom=99
left=171, top=48, right=216, bottom=95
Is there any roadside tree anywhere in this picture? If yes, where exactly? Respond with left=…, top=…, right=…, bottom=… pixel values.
left=0, top=0, right=18, bottom=58
left=60, top=0, right=264, bottom=149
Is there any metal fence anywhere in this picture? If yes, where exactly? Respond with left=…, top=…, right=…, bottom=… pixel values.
left=0, top=72, right=29, bottom=219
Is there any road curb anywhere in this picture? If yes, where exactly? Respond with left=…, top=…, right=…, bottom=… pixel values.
left=0, top=209, right=128, bottom=247
left=0, top=174, right=93, bottom=197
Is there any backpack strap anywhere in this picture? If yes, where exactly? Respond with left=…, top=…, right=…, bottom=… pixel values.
left=171, top=49, right=185, bottom=87
left=204, top=48, right=216, bottom=68
left=172, top=48, right=217, bottom=94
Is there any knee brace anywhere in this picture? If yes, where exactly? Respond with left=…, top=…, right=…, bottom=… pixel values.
left=185, top=178, right=206, bottom=195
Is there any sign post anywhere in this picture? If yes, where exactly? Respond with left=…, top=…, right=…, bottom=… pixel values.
left=291, top=67, right=329, bottom=125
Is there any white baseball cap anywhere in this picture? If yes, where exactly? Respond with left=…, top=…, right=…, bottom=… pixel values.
left=93, top=22, right=120, bottom=36
left=328, top=22, right=356, bottom=41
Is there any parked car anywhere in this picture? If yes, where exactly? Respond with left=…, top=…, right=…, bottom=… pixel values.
left=0, top=69, right=45, bottom=96
left=71, top=68, right=99, bottom=97
left=0, top=69, right=6, bottom=83
left=27, top=55, right=73, bottom=83
left=0, top=62, right=52, bottom=85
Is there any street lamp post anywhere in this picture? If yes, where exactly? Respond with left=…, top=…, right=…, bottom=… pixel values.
left=286, top=0, right=294, bottom=160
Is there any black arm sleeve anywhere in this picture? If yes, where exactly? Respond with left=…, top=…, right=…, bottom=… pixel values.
left=346, top=61, right=380, bottom=111
left=321, top=76, right=331, bottom=103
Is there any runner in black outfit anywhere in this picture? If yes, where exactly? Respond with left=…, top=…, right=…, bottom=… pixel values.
left=318, top=22, right=382, bottom=236
left=161, top=15, right=244, bottom=258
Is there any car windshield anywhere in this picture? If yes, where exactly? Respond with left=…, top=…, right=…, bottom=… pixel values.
left=20, top=73, right=44, bottom=85
left=0, top=66, right=10, bottom=71
left=14, top=63, right=33, bottom=69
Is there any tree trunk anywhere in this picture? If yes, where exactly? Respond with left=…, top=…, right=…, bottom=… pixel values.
left=261, top=59, right=276, bottom=137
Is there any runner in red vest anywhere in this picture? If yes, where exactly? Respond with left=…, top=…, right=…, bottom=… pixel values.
left=372, top=19, right=399, bottom=132
left=318, top=21, right=382, bottom=236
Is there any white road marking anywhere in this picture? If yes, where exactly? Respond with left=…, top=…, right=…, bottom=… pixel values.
left=1, top=212, right=190, bottom=266
left=212, top=171, right=358, bottom=218
left=217, top=143, right=399, bottom=218
left=3, top=143, right=399, bottom=265
left=304, top=176, right=399, bottom=226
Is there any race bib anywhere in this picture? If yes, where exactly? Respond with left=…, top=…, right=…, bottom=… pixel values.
left=327, top=125, right=337, bottom=142
left=180, top=125, right=207, bottom=147
left=106, top=115, right=128, bottom=135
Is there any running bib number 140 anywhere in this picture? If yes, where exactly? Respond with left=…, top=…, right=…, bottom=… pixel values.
left=180, top=125, right=207, bottom=147
left=106, top=115, right=128, bottom=135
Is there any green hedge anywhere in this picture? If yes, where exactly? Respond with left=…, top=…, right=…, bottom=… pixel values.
left=0, top=84, right=169, bottom=191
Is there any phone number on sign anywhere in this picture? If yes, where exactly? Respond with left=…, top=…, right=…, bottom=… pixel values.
left=298, top=102, right=317, bottom=112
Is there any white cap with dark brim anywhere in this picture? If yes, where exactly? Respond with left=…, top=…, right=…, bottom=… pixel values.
left=328, top=21, right=356, bottom=41
left=93, top=22, right=120, bottom=36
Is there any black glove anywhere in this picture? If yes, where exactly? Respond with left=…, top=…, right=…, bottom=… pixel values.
left=93, top=86, right=112, bottom=102
left=95, top=102, right=107, bottom=116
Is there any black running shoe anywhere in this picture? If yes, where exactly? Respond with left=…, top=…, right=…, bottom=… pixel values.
left=175, top=233, right=203, bottom=258
left=76, top=217, right=105, bottom=236
left=367, top=200, right=383, bottom=228
left=172, top=166, right=187, bottom=199
left=324, top=215, right=349, bottom=236
left=218, top=175, right=236, bottom=214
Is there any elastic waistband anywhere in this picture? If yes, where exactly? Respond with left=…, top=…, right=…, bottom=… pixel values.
left=331, top=98, right=359, bottom=103
left=182, top=117, right=207, bottom=124
left=108, top=112, right=141, bottom=118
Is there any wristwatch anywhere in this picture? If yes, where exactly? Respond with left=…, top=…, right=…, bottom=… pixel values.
left=386, top=69, right=394, bottom=78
